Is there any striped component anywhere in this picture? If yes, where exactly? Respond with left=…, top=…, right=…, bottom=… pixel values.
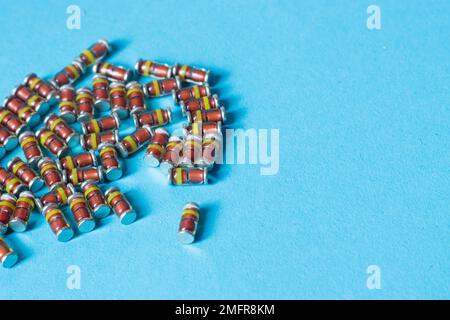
left=142, top=61, right=153, bottom=76
left=178, top=65, right=189, bottom=80
left=69, top=197, right=86, bottom=210
left=20, top=136, right=37, bottom=148
left=107, top=191, right=121, bottom=205
left=45, top=207, right=62, bottom=222
left=55, top=187, right=69, bottom=205
left=82, top=50, right=96, bottom=66
left=17, top=196, right=35, bottom=208
left=123, top=136, right=138, bottom=152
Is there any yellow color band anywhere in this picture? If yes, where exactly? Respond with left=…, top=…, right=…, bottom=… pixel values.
left=40, top=162, right=56, bottom=174
left=193, top=86, right=200, bottom=99
left=182, top=208, right=199, bottom=219
left=93, top=77, right=109, bottom=85
left=56, top=187, right=68, bottom=204
left=192, top=122, right=200, bottom=135
left=175, top=168, right=183, bottom=185
left=166, top=142, right=179, bottom=149
left=152, top=80, right=161, bottom=96
left=90, top=134, right=98, bottom=150
left=127, top=87, right=142, bottom=96
left=0, top=110, right=9, bottom=123
left=0, top=200, right=15, bottom=210
left=29, top=77, right=41, bottom=90
left=6, top=178, right=20, bottom=193
left=147, top=144, right=163, bottom=153
left=179, top=65, right=188, bottom=79
left=84, top=186, right=100, bottom=197
left=64, top=156, right=75, bottom=170
left=110, top=87, right=125, bottom=95
left=67, top=64, right=79, bottom=79
left=143, top=61, right=153, bottom=76
left=11, top=161, right=24, bottom=175
left=45, top=208, right=62, bottom=222
left=17, top=106, right=32, bottom=120
left=202, top=97, right=211, bottom=110
left=39, top=131, right=53, bottom=145
left=49, top=118, right=64, bottom=132
left=100, top=63, right=111, bottom=73
left=20, top=136, right=37, bottom=147
left=155, top=109, right=164, bottom=125
left=18, top=196, right=35, bottom=208
left=90, top=119, right=100, bottom=133
left=195, top=110, right=203, bottom=122
left=76, top=93, right=92, bottom=101
left=59, top=101, right=76, bottom=108
left=82, top=50, right=95, bottom=65
left=69, top=197, right=86, bottom=210
left=123, top=136, right=138, bottom=151
left=99, top=146, right=113, bottom=157
left=71, top=169, right=79, bottom=185
left=107, top=191, right=121, bottom=205
left=27, top=95, right=39, bottom=107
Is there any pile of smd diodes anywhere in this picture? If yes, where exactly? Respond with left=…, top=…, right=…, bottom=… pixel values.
left=0, top=39, right=225, bottom=268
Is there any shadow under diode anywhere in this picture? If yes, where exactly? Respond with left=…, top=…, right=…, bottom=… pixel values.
left=117, top=151, right=147, bottom=177
left=94, top=214, right=114, bottom=230
left=5, top=233, right=34, bottom=267
left=27, top=208, right=46, bottom=231
left=195, top=202, right=220, bottom=243
left=123, top=188, right=151, bottom=221
left=207, top=67, right=231, bottom=86
left=205, top=164, right=231, bottom=185
left=222, top=107, right=246, bottom=128
left=108, top=38, right=132, bottom=60
left=61, top=206, right=81, bottom=240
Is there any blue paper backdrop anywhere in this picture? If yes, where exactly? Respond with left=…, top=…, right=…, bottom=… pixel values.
left=0, top=0, right=448, bottom=299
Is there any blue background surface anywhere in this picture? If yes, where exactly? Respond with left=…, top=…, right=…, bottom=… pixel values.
left=0, top=0, right=449, bottom=299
